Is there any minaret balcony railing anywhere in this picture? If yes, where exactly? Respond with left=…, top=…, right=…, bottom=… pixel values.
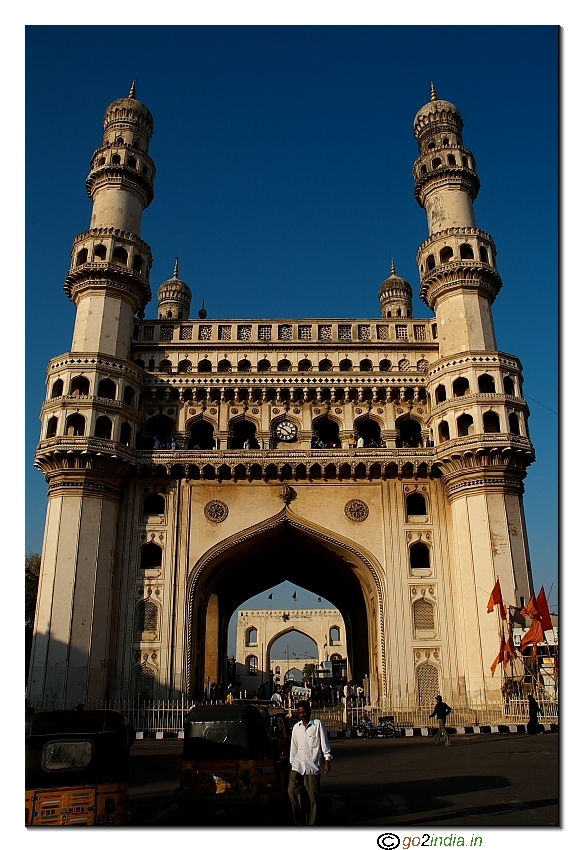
left=434, top=432, right=534, bottom=456
left=41, top=394, right=139, bottom=414
left=35, top=436, right=135, bottom=461
left=427, top=393, right=528, bottom=417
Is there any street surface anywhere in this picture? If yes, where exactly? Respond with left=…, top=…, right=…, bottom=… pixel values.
left=129, top=732, right=558, bottom=827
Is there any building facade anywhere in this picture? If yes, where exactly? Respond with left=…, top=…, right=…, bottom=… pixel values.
left=30, top=84, right=535, bottom=710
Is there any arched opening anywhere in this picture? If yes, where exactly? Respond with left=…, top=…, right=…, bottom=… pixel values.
left=439, top=246, right=454, bottom=263
left=277, top=359, right=291, bottom=372
left=452, top=377, right=470, bottom=397
left=396, top=417, right=422, bottom=448
left=70, top=375, right=90, bottom=396
left=339, top=359, right=352, bottom=372
left=127, top=156, right=137, bottom=169
left=438, top=421, right=450, bottom=442
left=143, top=492, right=165, bottom=515
left=329, top=626, right=341, bottom=644
left=432, top=157, right=442, bottom=169
left=257, top=359, right=271, bottom=372
left=189, top=419, right=215, bottom=450
left=483, top=411, right=501, bottom=433
left=97, top=378, right=116, bottom=399
left=133, top=665, right=157, bottom=702
left=319, top=359, right=332, bottom=372
left=94, top=244, right=107, bottom=261
left=406, top=492, right=427, bottom=516
left=123, top=386, right=135, bottom=405
left=111, top=154, right=121, bottom=165
left=120, top=422, right=132, bottom=446
left=457, top=413, right=474, bottom=437
left=65, top=413, right=85, bottom=436
left=238, top=359, right=252, bottom=373
left=426, top=254, right=435, bottom=271
left=447, top=154, right=457, bottom=166
left=479, top=245, right=489, bottom=263
left=245, top=627, right=258, bottom=646
left=410, top=541, right=430, bottom=571
left=230, top=419, right=260, bottom=449
left=413, top=598, right=435, bottom=635
left=46, top=416, right=58, bottom=438
left=132, top=254, right=143, bottom=271
left=146, top=414, right=174, bottom=446
left=178, top=359, right=192, bottom=373
left=379, top=359, right=391, bottom=372
left=298, top=359, right=312, bottom=372
left=95, top=416, right=112, bottom=440
left=435, top=384, right=447, bottom=403
left=360, top=359, right=373, bottom=372
left=141, top=542, right=162, bottom=569
left=509, top=412, right=521, bottom=435
left=198, top=360, right=212, bottom=373
left=135, top=599, right=158, bottom=640
left=478, top=374, right=496, bottom=393
left=417, top=662, right=439, bottom=707
left=503, top=376, right=515, bottom=396
left=312, top=416, right=340, bottom=448
left=158, top=360, right=172, bottom=373
left=112, top=246, right=128, bottom=265
left=354, top=417, right=381, bottom=447
left=218, top=359, right=232, bottom=373
left=76, top=248, right=88, bottom=266
left=460, top=243, right=474, bottom=260
left=51, top=379, right=63, bottom=398
left=246, top=655, right=259, bottom=676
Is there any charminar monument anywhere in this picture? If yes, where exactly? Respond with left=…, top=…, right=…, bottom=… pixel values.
left=29, top=82, right=535, bottom=710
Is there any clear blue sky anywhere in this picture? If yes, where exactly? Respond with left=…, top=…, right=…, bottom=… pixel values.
left=26, top=26, right=558, bottom=641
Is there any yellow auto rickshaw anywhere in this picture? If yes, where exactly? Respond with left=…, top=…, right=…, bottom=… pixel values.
left=25, top=709, right=134, bottom=826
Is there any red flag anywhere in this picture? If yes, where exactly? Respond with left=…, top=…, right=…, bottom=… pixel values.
left=520, top=618, right=544, bottom=653
left=487, top=579, right=507, bottom=620
left=520, top=595, right=540, bottom=620
left=490, top=632, right=506, bottom=675
left=503, top=632, right=518, bottom=668
left=536, top=587, right=553, bottom=633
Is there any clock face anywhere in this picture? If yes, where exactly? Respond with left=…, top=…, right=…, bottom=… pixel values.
left=275, top=420, right=298, bottom=441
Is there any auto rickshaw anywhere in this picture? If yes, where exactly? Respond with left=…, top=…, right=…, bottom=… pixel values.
left=177, top=702, right=291, bottom=817
left=25, top=709, right=134, bottom=826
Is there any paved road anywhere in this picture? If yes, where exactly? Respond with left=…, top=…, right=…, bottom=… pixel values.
left=129, top=732, right=558, bottom=827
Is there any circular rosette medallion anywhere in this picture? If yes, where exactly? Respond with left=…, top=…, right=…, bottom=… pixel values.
left=204, top=500, right=229, bottom=523
left=344, top=499, right=369, bottom=522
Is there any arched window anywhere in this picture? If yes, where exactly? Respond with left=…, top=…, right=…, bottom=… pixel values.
left=406, top=492, right=427, bottom=516
left=483, top=411, right=500, bottom=433
left=98, top=156, right=106, bottom=166
left=417, top=662, right=439, bottom=707
left=115, top=136, right=124, bottom=145
left=247, top=655, right=258, bottom=676
left=112, top=154, right=121, bottom=165
left=132, top=254, right=143, bottom=272
left=426, top=254, right=436, bottom=271
left=95, top=416, right=112, bottom=440
left=145, top=414, right=174, bottom=445
left=421, top=164, right=427, bottom=175
left=189, top=420, right=215, bottom=450
left=438, top=421, right=450, bottom=442
left=70, top=375, right=90, bottom=396
left=397, top=417, right=422, bottom=448
left=141, top=542, right=162, bottom=569
left=277, top=359, right=291, bottom=372
left=275, top=666, right=281, bottom=675
left=360, top=359, right=373, bottom=372
left=112, top=246, right=128, bottom=265
left=447, top=154, right=457, bottom=166
left=462, top=155, right=468, bottom=168
left=133, top=665, right=156, bottom=701
left=65, top=413, right=85, bottom=436
left=159, top=360, right=172, bottom=373
left=127, top=156, right=137, bottom=169
left=231, top=419, right=259, bottom=449
left=330, top=626, right=341, bottom=644
left=238, top=359, right=252, bottom=373
left=355, top=417, right=381, bottom=447
left=135, top=599, right=158, bottom=639
left=298, top=359, right=312, bottom=372
left=457, top=413, right=474, bottom=437
left=410, top=541, right=430, bottom=570
left=134, top=358, right=145, bottom=369
left=509, top=412, right=521, bottom=435
left=141, top=165, right=148, bottom=175
left=339, top=359, right=353, bottom=372
left=218, top=359, right=232, bottom=373
left=478, top=374, right=496, bottom=393
left=94, top=243, right=107, bottom=261
left=432, top=157, right=442, bottom=169
left=503, top=376, right=515, bottom=396
left=439, top=246, right=454, bottom=263
left=435, top=384, right=447, bottom=403
left=379, top=359, right=391, bottom=372
left=257, top=359, right=271, bottom=372
left=120, top=422, right=132, bottom=446
left=319, top=359, right=332, bottom=372
left=46, top=416, right=58, bottom=438
left=413, top=598, right=435, bottom=633
left=460, top=243, right=474, bottom=260
left=178, top=359, right=192, bottom=373
left=246, top=627, right=258, bottom=646
left=143, top=492, right=165, bottom=515
left=76, top=248, right=88, bottom=266
left=123, top=386, right=135, bottom=405
left=97, top=378, right=116, bottom=399
left=330, top=653, right=342, bottom=662
left=197, top=360, right=212, bottom=372
left=51, top=379, right=63, bottom=398
left=312, top=416, right=340, bottom=448
left=479, top=245, right=489, bottom=263
left=452, top=377, right=470, bottom=397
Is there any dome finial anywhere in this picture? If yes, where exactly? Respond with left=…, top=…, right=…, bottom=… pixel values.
left=173, top=257, right=179, bottom=278
left=129, top=79, right=137, bottom=99
left=198, top=300, right=208, bottom=320
left=430, top=81, right=438, bottom=102
left=391, top=257, right=396, bottom=276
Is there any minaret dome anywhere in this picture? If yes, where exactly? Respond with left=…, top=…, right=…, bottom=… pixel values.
left=157, top=259, right=192, bottom=320
left=379, top=261, right=413, bottom=318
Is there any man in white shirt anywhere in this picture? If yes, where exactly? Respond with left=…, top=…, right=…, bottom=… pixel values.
left=288, top=700, right=332, bottom=825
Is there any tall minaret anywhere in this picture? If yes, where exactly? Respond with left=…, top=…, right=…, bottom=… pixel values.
left=30, top=85, right=155, bottom=705
left=412, top=87, right=534, bottom=706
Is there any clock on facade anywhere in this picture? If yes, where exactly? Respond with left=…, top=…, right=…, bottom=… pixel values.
left=275, top=420, right=298, bottom=441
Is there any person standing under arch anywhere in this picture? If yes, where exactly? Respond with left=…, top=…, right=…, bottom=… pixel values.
left=288, top=700, right=332, bottom=825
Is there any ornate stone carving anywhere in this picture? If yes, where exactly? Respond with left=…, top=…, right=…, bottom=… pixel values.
left=204, top=500, right=229, bottom=523
left=252, top=408, right=260, bottom=414
left=344, top=499, right=369, bottom=522
left=279, top=484, right=295, bottom=504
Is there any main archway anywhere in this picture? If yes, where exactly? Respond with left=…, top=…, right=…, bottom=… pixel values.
left=186, top=506, right=385, bottom=701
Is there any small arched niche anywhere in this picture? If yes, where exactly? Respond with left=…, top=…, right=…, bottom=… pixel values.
left=97, top=378, right=116, bottom=400
left=503, top=376, right=515, bottom=396
left=452, top=377, right=470, bottom=397
left=70, top=375, right=90, bottom=396
left=65, top=413, right=85, bottom=436
left=410, top=541, right=430, bottom=571
left=120, top=422, right=132, bottom=446
left=95, top=416, right=113, bottom=440
left=46, top=416, right=58, bottom=438
left=456, top=413, right=474, bottom=437
left=189, top=420, right=215, bottom=450
left=509, top=412, right=521, bottom=435
left=245, top=627, right=258, bottom=646
left=438, top=421, right=450, bottom=443
left=140, top=542, right=162, bottom=569
left=406, top=491, right=427, bottom=517
left=483, top=411, right=501, bottom=433
left=329, top=626, right=341, bottom=644
left=51, top=379, right=63, bottom=399
left=143, top=492, right=165, bottom=515
left=478, top=374, right=496, bottom=393
left=435, top=384, right=446, bottom=403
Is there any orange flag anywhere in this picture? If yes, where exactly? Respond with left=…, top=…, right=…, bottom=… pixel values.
left=487, top=579, right=507, bottom=620
left=520, top=595, right=540, bottom=620
left=503, top=631, right=518, bottom=668
left=536, top=587, right=553, bottom=633
left=490, top=632, right=506, bottom=675
left=520, top=618, right=544, bottom=654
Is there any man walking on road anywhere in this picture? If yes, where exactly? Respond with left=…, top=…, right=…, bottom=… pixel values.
left=288, top=700, right=332, bottom=825
left=429, top=694, right=452, bottom=746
